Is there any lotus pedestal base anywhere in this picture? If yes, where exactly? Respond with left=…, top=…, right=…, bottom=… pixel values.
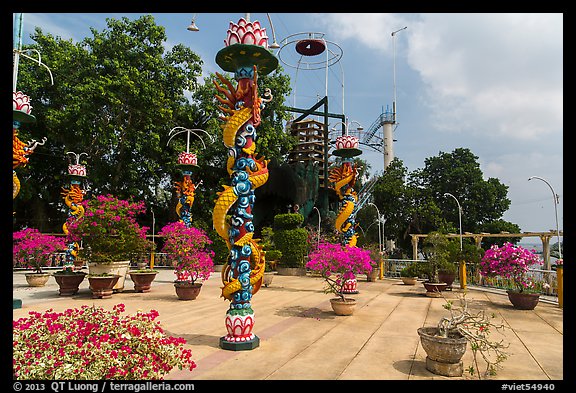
left=219, top=336, right=260, bottom=351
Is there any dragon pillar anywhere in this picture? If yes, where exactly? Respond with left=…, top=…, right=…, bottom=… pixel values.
left=213, top=17, right=278, bottom=351
left=61, top=152, right=88, bottom=271
left=329, top=135, right=362, bottom=294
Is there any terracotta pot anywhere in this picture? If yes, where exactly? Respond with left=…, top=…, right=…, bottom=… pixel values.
left=25, top=272, right=51, bottom=287
left=330, top=297, right=356, bottom=316
left=401, top=276, right=418, bottom=285
left=263, top=271, right=277, bottom=287
left=438, top=271, right=457, bottom=289
left=507, top=290, right=540, bottom=310
left=88, top=261, right=130, bottom=292
left=366, top=268, right=380, bottom=282
left=88, top=275, right=120, bottom=299
left=417, top=326, right=467, bottom=377
left=174, top=281, right=202, bottom=300
left=129, top=271, right=158, bottom=292
left=53, top=272, right=86, bottom=296
left=423, top=281, right=448, bottom=297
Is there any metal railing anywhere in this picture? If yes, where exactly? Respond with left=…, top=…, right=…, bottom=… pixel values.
left=383, top=259, right=558, bottom=298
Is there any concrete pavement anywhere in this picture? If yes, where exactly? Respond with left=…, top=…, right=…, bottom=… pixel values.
left=13, top=268, right=564, bottom=382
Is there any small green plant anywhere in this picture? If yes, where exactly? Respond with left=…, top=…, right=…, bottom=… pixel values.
left=401, top=263, right=421, bottom=278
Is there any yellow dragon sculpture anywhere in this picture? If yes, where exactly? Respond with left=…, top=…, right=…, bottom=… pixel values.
left=212, top=68, right=270, bottom=302
left=329, top=162, right=359, bottom=247
left=60, top=183, right=86, bottom=260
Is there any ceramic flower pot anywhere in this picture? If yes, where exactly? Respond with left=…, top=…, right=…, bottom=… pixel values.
left=174, top=281, right=202, bottom=300
left=438, top=271, right=457, bottom=289
left=53, top=272, right=86, bottom=296
left=263, top=271, right=277, bottom=287
left=128, top=271, right=158, bottom=292
left=506, top=290, right=540, bottom=310
left=330, top=297, right=357, bottom=316
left=423, top=281, right=448, bottom=297
left=25, top=272, right=51, bottom=287
left=417, top=326, right=468, bottom=377
left=401, top=276, right=418, bottom=285
left=88, top=274, right=120, bottom=299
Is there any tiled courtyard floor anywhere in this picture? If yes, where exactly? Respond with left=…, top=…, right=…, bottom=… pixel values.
left=13, top=269, right=564, bottom=382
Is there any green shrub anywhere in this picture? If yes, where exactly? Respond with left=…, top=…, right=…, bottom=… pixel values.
left=273, top=213, right=304, bottom=230
left=273, top=213, right=308, bottom=268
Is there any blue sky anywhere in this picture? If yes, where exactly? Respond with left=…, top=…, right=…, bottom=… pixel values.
left=16, top=13, right=563, bottom=240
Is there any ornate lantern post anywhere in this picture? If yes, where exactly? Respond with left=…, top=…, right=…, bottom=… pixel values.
left=61, top=152, right=88, bottom=270
left=329, top=131, right=363, bottom=294
left=212, top=16, right=278, bottom=351
left=13, top=91, right=46, bottom=200
left=167, top=127, right=212, bottom=228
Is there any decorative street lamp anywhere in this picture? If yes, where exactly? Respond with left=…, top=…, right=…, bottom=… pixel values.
left=212, top=15, right=278, bottom=351
left=528, top=176, right=562, bottom=261
left=368, top=202, right=382, bottom=254
left=167, top=127, right=212, bottom=228
left=444, top=192, right=465, bottom=289
left=312, top=206, right=321, bottom=249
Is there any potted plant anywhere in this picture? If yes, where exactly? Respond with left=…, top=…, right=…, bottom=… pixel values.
left=305, top=242, right=372, bottom=316
left=87, top=272, right=120, bottom=299
left=263, top=249, right=282, bottom=287
left=417, top=292, right=509, bottom=378
left=421, top=232, right=451, bottom=296
left=128, top=267, right=159, bottom=293
left=66, top=194, right=154, bottom=292
left=400, top=262, right=420, bottom=285
left=13, top=303, right=197, bottom=379
left=52, top=266, right=88, bottom=296
left=365, top=244, right=382, bottom=282
left=479, top=242, right=543, bottom=310
left=437, top=258, right=458, bottom=290
left=158, top=222, right=214, bottom=300
left=13, top=228, right=66, bottom=287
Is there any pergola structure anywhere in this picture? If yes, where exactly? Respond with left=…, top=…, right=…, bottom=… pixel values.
left=410, top=231, right=563, bottom=270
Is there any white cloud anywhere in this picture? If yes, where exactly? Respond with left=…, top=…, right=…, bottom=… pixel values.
left=315, top=13, right=563, bottom=141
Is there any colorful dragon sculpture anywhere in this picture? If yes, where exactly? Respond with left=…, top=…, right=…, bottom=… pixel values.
left=174, top=174, right=196, bottom=228
left=329, top=161, right=360, bottom=247
left=212, top=16, right=278, bottom=349
left=61, top=152, right=88, bottom=269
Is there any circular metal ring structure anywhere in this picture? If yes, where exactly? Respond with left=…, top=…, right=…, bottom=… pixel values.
left=277, top=32, right=343, bottom=70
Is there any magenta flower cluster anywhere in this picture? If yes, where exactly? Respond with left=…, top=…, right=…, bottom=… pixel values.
left=13, top=304, right=196, bottom=380
left=306, top=242, right=373, bottom=299
left=66, top=194, right=152, bottom=263
left=158, top=222, right=214, bottom=284
left=13, top=228, right=67, bottom=273
left=480, top=242, right=543, bottom=293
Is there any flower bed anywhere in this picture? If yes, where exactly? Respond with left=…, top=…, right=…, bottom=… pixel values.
left=13, top=304, right=196, bottom=379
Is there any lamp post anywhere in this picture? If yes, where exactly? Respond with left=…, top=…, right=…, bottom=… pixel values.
left=444, top=192, right=465, bottom=289
left=528, top=176, right=562, bottom=261
left=368, top=202, right=383, bottom=280
left=150, top=208, right=155, bottom=269
left=330, top=119, right=364, bottom=137
left=312, top=206, right=321, bottom=249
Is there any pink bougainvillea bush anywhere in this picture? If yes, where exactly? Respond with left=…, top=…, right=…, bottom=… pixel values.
left=66, top=194, right=153, bottom=263
left=13, top=228, right=67, bottom=273
left=479, top=242, right=543, bottom=293
left=13, top=304, right=196, bottom=380
left=158, top=222, right=214, bottom=283
left=306, top=242, right=373, bottom=299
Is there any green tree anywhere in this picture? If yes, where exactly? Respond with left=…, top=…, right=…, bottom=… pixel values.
left=14, top=15, right=203, bottom=231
